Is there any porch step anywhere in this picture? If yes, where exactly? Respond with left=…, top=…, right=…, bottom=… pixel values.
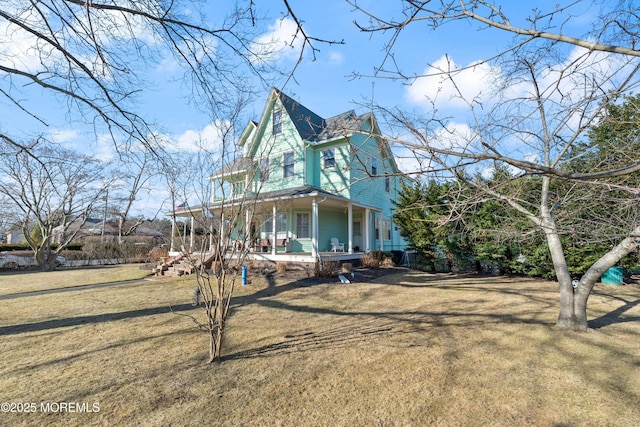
left=153, top=252, right=218, bottom=277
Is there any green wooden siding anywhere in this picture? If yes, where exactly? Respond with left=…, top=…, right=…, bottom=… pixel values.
left=215, top=89, right=408, bottom=252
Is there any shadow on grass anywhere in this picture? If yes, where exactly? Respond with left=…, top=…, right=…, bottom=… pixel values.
left=222, top=317, right=396, bottom=361
left=0, top=278, right=149, bottom=300
left=7, top=328, right=201, bottom=376
left=221, top=297, right=545, bottom=361
left=0, top=303, right=199, bottom=336
left=589, top=293, right=640, bottom=329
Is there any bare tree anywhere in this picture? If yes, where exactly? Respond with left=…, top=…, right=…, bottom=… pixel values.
left=1, top=1, right=342, bottom=157
left=0, top=140, right=110, bottom=270
left=349, top=0, right=640, bottom=330
left=163, top=101, right=277, bottom=363
left=110, top=149, right=160, bottom=243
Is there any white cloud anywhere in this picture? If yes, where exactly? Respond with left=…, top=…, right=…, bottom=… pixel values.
left=48, top=129, right=79, bottom=144
left=328, top=51, right=345, bottom=66
left=171, top=121, right=230, bottom=153
left=92, top=134, right=118, bottom=162
left=406, top=55, right=500, bottom=110
left=250, top=18, right=303, bottom=63
left=0, top=13, right=58, bottom=74
left=429, top=122, right=477, bottom=151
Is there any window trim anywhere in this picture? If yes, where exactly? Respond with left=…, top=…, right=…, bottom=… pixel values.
left=272, top=109, right=282, bottom=135
left=283, top=151, right=294, bottom=178
left=232, top=181, right=244, bottom=197
left=296, top=212, right=310, bottom=239
left=259, top=157, right=269, bottom=182
left=264, top=213, right=287, bottom=235
left=322, top=148, right=336, bottom=169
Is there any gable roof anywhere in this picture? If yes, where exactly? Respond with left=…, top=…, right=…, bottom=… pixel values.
left=210, top=156, right=253, bottom=180
left=317, top=110, right=371, bottom=142
left=275, top=89, right=326, bottom=141
left=236, top=88, right=402, bottom=174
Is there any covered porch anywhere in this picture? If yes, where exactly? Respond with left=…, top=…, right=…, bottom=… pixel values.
left=168, top=187, right=395, bottom=264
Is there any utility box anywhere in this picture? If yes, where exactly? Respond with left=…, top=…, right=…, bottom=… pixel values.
left=600, top=267, right=623, bottom=285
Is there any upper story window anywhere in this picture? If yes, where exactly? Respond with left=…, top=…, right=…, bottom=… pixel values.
left=272, top=109, right=282, bottom=135
left=283, top=151, right=294, bottom=178
left=371, top=157, right=378, bottom=176
left=232, top=181, right=244, bottom=197
left=385, top=175, right=390, bottom=192
left=259, top=157, right=269, bottom=182
left=322, top=148, right=336, bottom=169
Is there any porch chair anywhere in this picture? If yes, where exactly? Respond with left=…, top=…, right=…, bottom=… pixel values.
left=330, top=237, right=345, bottom=252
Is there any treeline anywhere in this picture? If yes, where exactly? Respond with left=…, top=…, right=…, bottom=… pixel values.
left=394, top=95, right=640, bottom=279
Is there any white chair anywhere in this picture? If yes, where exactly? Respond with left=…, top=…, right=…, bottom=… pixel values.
left=330, top=237, right=344, bottom=252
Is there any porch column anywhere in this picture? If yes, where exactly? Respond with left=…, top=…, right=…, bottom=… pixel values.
left=245, top=209, right=252, bottom=248
left=220, top=212, right=225, bottom=249
left=209, top=220, right=214, bottom=252
left=365, top=208, right=371, bottom=253
left=272, top=203, right=277, bottom=256
left=182, top=221, right=187, bottom=250
left=189, top=216, right=195, bottom=252
left=170, top=216, right=176, bottom=252
left=311, top=198, right=318, bottom=257
left=348, top=203, right=353, bottom=254
left=380, top=215, right=384, bottom=252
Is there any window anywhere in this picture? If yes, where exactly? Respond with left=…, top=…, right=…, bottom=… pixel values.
left=232, top=181, right=244, bottom=197
left=259, top=158, right=269, bottom=182
left=322, top=148, right=335, bottom=168
left=283, top=151, right=294, bottom=178
left=296, top=213, right=310, bottom=238
left=371, top=157, right=378, bottom=176
left=272, top=109, right=282, bottom=135
left=385, top=176, right=390, bottom=192
left=264, top=213, right=287, bottom=235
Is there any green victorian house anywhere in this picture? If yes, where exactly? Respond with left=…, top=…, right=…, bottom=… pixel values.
left=172, top=88, right=408, bottom=265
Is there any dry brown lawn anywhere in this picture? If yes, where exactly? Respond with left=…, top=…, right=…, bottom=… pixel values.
left=0, top=268, right=639, bottom=426
left=0, top=264, right=151, bottom=295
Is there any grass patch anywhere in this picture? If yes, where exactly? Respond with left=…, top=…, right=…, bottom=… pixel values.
left=1, top=270, right=639, bottom=426
left=0, top=264, right=152, bottom=296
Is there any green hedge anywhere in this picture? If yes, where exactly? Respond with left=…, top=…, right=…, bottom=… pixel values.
left=0, top=242, right=84, bottom=252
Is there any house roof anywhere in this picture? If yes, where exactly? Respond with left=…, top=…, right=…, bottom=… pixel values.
left=206, top=185, right=378, bottom=211
left=275, top=89, right=326, bottom=141
left=210, top=156, right=254, bottom=180
left=316, top=110, right=372, bottom=142
left=217, top=88, right=402, bottom=178
left=275, top=89, right=373, bottom=144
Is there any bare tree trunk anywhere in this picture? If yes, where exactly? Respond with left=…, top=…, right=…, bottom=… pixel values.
left=542, top=219, right=579, bottom=329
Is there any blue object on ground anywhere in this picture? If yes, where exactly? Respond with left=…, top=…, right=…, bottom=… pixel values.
left=600, top=266, right=623, bottom=285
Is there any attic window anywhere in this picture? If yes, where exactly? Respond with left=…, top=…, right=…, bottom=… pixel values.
left=273, top=109, right=282, bottom=135
left=322, top=148, right=335, bottom=168
left=385, top=176, right=390, bottom=192
left=371, top=157, right=378, bottom=176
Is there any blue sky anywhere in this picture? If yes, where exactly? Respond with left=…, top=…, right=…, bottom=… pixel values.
left=0, top=1, right=608, bottom=216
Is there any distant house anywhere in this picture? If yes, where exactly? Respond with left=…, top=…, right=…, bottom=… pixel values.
left=172, top=88, right=408, bottom=263
left=5, top=230, right=24, bottom=245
